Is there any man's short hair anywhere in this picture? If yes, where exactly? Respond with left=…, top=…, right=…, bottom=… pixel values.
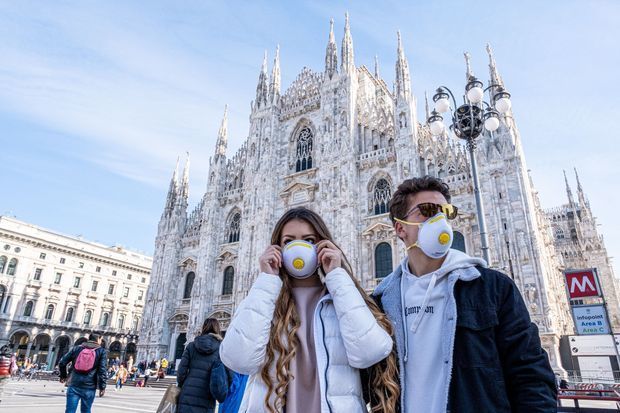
left=88, top=332, right=101, bottom=342
left=389, top=176, right=452, bottom=224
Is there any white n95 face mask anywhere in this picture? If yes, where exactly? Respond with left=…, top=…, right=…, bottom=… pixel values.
left=282, top=240, right=319, bottom=279
left=395, top=213, right=453, bottom=259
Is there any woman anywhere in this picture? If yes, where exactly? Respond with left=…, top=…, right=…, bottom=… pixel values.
left=115, top=364, right=128, bottom=391
left=143, top=366, right=151, bottom=388
left=127, top=355, right=134, bottom=373
left=155, top=367, right=165, bottom=381
left=177, top=318, right=230, bottom=413
left=220, top=207, right=399, bottom=413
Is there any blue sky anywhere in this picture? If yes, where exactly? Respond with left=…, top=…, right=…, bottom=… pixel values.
left=1, top=1, right=618, bottom=274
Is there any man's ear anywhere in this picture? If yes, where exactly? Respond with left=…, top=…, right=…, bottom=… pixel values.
left=394, top=221, right=405, bottom=241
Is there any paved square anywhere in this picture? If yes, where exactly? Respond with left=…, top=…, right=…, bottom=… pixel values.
left=1, top=380, right=166, bottom=412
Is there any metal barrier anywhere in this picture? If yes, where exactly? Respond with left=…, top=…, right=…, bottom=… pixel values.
left=558, top=388, right=620, bottom=412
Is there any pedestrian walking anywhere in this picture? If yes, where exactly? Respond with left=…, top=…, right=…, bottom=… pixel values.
left=58, top=333, right=108, bottom=413
left=115, top=364, right=128, bottom=391
left=177, top=318, right=232, bottom=413
left=0, top=345, right=12, bottom=404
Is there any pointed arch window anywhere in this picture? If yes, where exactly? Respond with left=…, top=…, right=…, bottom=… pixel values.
left=6, top=258, right=17, bottom=275
left=24, top=300, right=34, bottom=317
left=222, top=266, right=234, bottom=295
left=183, top=272, right=195, bottom=299
left=373, top=179, right=391, bottom=215
left=227, top=213, right=241, bottom=243
left=295, top=127, right=313, bottom=172
left=375, top=243, right=393, bottom=278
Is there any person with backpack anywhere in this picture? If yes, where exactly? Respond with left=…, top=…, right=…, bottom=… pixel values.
left=58, top=333, right=108, bottom=413
left=177, top=318, right=233, bottom=413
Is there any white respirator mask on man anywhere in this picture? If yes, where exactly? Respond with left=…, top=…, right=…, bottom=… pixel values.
left=395, top=213, right=453, bottom=259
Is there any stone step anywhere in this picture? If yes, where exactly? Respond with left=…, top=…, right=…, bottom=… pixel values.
left=107, top=376, right=177, bottom=390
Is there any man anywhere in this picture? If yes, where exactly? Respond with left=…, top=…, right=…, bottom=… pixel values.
left=373, top=176, right=556, bottom=412
left=0, top=345, right=12, bottom=404
left=59, top=333, right=108, bottom=413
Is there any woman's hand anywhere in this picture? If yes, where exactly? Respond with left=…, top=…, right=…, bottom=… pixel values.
left=259, top=245, right=282, bottom=275
left=317, top=240, right=342, bottom=274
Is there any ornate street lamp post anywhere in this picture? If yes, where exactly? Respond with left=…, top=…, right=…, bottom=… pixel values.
left=427, top=54, right=512, bottom=264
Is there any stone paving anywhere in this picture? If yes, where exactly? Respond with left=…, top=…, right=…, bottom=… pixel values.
left=1, top=379, right=166, bottom=412
left=2, top=378, right=620, bottom=412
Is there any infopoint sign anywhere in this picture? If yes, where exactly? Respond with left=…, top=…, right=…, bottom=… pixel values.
left=572, top=305, right=610, bottom=335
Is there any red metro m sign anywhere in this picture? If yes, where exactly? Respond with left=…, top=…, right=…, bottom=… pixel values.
left=564, top=268, right=603, bottom=299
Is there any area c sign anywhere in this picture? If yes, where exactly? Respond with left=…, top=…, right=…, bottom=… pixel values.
left=564, top=269, right=602, bottom=299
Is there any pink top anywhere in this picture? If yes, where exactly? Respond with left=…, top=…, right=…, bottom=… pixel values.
left=286, top=285, right=326, bottom=413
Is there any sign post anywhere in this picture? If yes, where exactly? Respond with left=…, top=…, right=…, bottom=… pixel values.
left=564, top=268, right=620, bottom=375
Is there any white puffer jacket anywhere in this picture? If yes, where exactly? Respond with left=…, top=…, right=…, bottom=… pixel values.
left=220, top=268, right=393, bottom=413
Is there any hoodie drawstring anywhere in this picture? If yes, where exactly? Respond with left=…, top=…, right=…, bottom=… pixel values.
left=400, top=274, right=408, bottom=363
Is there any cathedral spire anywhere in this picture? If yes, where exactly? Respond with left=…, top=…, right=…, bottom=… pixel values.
left=270, top=45, right=281, bottom=103
left=180, top=152, right=190, bottom=200
left=564, top=169, right=576, bottom=208
left=341, top=12, right=355, bottom=73
left=486, top=43, right=504, bottom=88
left=574, top=167, right=589, bottom=208
left=164, top=156, right=179, bottom=212
left=215, top=105, right=228, bottom=157
left=172, top=156, right=179, bottom=186
left=574, top=167, right=583, bottom=193
left=255, top=51, right=269, bottom=108
left=424, top=91, right=430, bottom=121
left=395, top=30, right=412, bottom=102
left=325, top=18, right=338, bottom=79
left=464, top=51, right=474, bottom=81
left=374, top=55, right=380, bottom=78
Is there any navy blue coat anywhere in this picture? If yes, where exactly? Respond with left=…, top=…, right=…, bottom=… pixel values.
left=58, top=342, right=108, bottom=390
left=373, top=266, right=557, bottom=412
left=177, top=334, right=231, bottom=413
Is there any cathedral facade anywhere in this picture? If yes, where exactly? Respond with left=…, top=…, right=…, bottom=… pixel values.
left=137, top=16, right=618, bottom=373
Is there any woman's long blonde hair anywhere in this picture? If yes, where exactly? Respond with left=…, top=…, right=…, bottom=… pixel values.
left=260, top=207, right=399, bottom=412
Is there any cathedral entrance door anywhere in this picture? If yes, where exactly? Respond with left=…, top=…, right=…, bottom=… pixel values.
left=175, top=333, right=186, bottom=362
